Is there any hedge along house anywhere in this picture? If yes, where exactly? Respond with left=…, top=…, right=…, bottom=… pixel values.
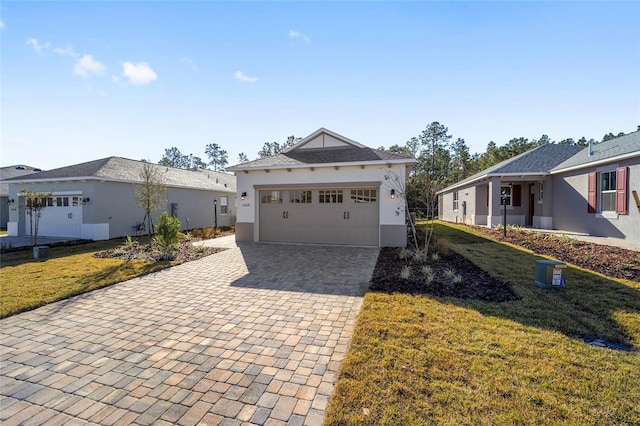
left=438, top=131, right=640, bottom=243
left=3, top=157, right=236, bottom=240
left=228, top=128, right=416, bottom=247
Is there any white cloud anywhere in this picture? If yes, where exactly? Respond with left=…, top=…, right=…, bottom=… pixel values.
left=25, top=38, right=51, bottom=54
left=0, top=20, right=5, bottom=30
left=73, top=54, right=105, bottom=78
left=54, top=44, right=78, bottom=57
left=122, top=61, right=158, bottom=85
left=234, top=70, right=258, bottom=83
left=288, top=29, right=309, bottom=42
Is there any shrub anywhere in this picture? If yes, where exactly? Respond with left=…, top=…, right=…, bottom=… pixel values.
left=398, top=247, right=412, bottom=260
left=153, top=212, right=181, bottom=255
left=400, top=265, right=411, bottom=280
left=192, top=228, right=203, bottom=238
left=123, top=235, right=138, bottom=249
left=219, top=225, right=232, bottom=232
left=202, top=227, right=215, bottom=239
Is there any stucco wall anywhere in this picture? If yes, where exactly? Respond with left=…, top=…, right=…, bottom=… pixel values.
left=552, top=158, right=640, bottom=242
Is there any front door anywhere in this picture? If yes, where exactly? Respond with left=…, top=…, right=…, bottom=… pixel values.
left=527, top=184, right=535, bottom=227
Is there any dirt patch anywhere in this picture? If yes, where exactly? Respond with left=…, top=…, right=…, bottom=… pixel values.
left=369, top=247, right=520, bottom=302
left=468, top=225, right=640, bottom=282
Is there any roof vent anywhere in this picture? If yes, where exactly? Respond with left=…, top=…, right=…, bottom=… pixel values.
left=224, top=183, right=227, bottom=187
left=33, top=168, right=42, bottom=172
left=588, top=140, right=593, bottom=157
left=216, top=178, right=219, bottom=184
left=15, top=166, right=26, bottom=170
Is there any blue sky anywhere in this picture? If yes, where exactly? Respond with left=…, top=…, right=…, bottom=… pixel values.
left=1, top=1, right=639, bottom=170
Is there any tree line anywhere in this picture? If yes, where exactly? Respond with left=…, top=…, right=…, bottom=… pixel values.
left=385, top=122, right=637, bottom=218
left=157, top=136, right=303, bottom=171
left=157, top=125, right=636, bottom=177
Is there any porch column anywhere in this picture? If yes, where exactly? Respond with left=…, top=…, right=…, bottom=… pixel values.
left=486, top=177, right=502, bottom=227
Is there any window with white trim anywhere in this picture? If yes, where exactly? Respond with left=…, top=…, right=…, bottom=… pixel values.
left=453, top=191, right=459, bottom=211
left=220, top=196, right=228, bottom=214
left=319, top=189, right=343, bottom=203
left=539, top=183, right=544, bottom=202
left=600, top=171, right=616, bottom=212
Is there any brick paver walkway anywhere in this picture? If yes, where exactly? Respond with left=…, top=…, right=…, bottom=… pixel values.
left=0, top=237, right=379, bottom=425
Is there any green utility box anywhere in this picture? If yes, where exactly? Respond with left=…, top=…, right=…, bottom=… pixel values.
left=534, top=260, right=566, bottom=289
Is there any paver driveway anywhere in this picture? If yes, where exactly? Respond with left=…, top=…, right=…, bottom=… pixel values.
left=0, top=237, right=379, bottom=425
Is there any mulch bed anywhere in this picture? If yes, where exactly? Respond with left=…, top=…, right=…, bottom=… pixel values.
left=467, top=225, right=640, bottom=282
left=94, top=240, right=225, bottom=262
left=369, top=247, right=520, bottom=302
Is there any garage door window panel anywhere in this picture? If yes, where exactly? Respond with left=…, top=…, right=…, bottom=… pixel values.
left=262, top=191, right=282, bottom=203
left=290, top=190, right=312, bottom=204
left=350, top=189, right=376, bottom=203
left=319, top=190, right=343, bottom=203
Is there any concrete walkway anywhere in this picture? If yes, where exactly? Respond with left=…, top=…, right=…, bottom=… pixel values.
left=0, top=236, right=379, bottom=425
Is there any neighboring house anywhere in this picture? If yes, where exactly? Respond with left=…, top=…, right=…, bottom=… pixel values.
left=438, top=131, right=640, bottom=243
left=227, top=128, right=416, bottom=247
left=0, top=165, right=43, bottom=230
left=3, top=157, right=236, bottom=240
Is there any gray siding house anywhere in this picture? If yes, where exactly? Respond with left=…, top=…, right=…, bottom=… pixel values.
left=3, top=157, right=236, bottom=240
left=437, top=131, right=640, bottom=243
left=0, top=165, right=42, bottom=230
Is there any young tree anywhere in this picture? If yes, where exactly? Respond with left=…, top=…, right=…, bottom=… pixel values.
left=19, top=189, right=52, bottom=247
left=238, top=152, right=249, bottom=163
left=159, top=147, right=190, bottom=168
left=205, top=143, right=229, bottom=171
left=135, top=161, right=167, bottom=244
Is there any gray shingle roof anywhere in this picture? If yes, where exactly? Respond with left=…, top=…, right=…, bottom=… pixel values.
left=438, top=143, right=583, bottom=193
left=3, top=157, right=236, bottom=193
left=0, top=165, right=43, bottom=197
left=551, top=131, right=640, bottom=172
left=229, top=147, right=414, bottom=170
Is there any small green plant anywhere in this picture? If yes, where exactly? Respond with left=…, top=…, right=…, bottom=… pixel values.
left=179, top=231, right=193, bottom=241
left=153, top=212, right=181, bottom=256
left=413, top=249, right=427, bottom=263
left=493, top=224, right=504, bottom=231
left=194, top=244, right=207, bottom=254
left=431, top=252, right=440, bottom=262
left=618, top=263, right=632, bottom=271
left=219, top=225, right=232, bottom=232
left=122, top=235, right=138, bottom=249
left=398, top=247, right=412, bottom=260
left=443, top=268, right=463, bottom=284
left=421, top=265, right=433, bottom=276
left=400, top=265, right=411, bottom=280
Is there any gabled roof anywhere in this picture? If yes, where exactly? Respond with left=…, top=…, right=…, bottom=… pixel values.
left=0, top=165, right=43, bottom=196
left=2, top=157, right=236, bottom=193
left=228, top=128, right=415, bottom=171
left=438, top=143, right=583, bottom=193
left=551, top=131, right=640, bottom=173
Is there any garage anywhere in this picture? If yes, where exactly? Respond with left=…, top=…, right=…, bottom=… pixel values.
left=259, top=187, right=379, bottom=246
left=29, top=195, right=83, bottom=238
left=230, top=128, right=415, bottom=247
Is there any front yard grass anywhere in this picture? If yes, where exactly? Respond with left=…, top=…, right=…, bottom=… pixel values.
left=326, top=222, right=640, bottom=425
left=0, top=240, right=178, bottom=318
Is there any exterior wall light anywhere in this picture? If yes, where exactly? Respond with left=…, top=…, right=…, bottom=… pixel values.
left=241, top=192, right=247, bottom=200
left=82, top=197, right=90, bottom=205
left=390, top=189, right=396, bottom=199
left=7, top=199, right=15, bottom=204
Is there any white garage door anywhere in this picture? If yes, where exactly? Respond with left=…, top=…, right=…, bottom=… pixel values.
left=259, top=188, right=379, bottom=246
left=27, top=195, right=83, bottom=238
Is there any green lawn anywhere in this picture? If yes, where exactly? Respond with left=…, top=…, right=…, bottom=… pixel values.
left=325, top=222, right=640, bottom=425
left=0, top=240, right=177, bottom=318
